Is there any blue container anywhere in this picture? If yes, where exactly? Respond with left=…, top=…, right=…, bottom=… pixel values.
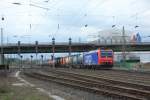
left=83, top=51, right=98, bottom=65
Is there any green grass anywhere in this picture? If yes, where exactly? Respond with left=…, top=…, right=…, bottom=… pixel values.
left=0, top=86, right=54, bottom=100
left=0, top=77, right=53, bottom=100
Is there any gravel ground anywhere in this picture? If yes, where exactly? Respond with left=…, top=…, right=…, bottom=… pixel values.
left=0, top=70, right=53, bottom=100
left=22, top=70, right=121, bottom=100
left=6, top=67, right=149, bottom=100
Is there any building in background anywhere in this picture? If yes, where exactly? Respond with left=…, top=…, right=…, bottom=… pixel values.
left=130, top=32, right=142, bottom=43
left=87, top=28, right=142, bottom=44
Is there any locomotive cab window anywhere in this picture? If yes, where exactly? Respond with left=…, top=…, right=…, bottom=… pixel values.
left=101, top=51, right=112, bottom=57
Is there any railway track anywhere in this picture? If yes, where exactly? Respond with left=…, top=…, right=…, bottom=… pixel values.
left=52, top=68, right=150, bottom=85
left=49, top=69, right=150, bottom=90
left=24, top=70, right=150, bottom=100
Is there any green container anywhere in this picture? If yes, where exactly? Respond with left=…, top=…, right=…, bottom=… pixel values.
left=115, top=60, right=140, bottom=70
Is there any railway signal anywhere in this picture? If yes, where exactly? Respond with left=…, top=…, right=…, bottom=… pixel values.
left=41, top=55, right=43, bottom=67
left=69, top=37, right=72, bottom=69
left=30, top=55, right=33, bottom=68
left=20, top=55, right=23, bottom=70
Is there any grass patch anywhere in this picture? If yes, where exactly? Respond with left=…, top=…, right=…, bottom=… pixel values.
left=0, top=76, right=53, bottom=100
left=0, top=86, right=54, bottom=100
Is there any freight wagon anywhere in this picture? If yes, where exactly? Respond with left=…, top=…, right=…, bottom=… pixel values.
left=55, top=48, right=114, bottom=69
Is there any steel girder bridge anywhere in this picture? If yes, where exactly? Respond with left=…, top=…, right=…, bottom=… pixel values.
left=1, top=42, right=150, bottom=54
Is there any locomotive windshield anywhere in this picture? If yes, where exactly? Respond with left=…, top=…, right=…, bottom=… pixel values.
left=101, top=51, right=113, bottom=57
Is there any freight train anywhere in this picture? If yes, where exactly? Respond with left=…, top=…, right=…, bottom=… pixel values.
left=55, top=48, right=114, bottom=69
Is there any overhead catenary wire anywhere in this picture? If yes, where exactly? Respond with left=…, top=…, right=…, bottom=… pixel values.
left=1, top=0, right=150, bottom=34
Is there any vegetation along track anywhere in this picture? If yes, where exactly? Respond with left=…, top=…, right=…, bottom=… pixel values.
left=24, top=70, right=150, bottom=100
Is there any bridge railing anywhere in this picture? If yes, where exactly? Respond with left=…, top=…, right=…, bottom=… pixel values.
left=1, top=41, right=150, bottom=47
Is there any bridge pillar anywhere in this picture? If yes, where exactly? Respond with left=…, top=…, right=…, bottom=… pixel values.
left=18, top=41, right=22, bottom=69
left=35, top=41, right=38, bottom=65
left=18, top=41, right=21, bottom=56
left=0, top=54, right=4, bottom=65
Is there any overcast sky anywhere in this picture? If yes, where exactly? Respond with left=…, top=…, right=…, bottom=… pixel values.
left=0, top=0, right=150, bottom=43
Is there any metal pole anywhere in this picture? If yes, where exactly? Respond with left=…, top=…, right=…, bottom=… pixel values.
left=105, top=38, right=107, bottom=44
left=111, top=38, right=112, bottom=44
left=52, top=37, right=55, bottom=68
left=69, top=37, right=72, bottom=56
left=6, top=36, right=9, bottom=66
left=20, top=55, right=23, bottom=70
left=35, top=41, right=38, bottom=65
left=122, top=26, right=126, bottom=66
left=98, top=35, right=100, bottom=44
left=69, top=37, right=72, bottom=68
left=30, top=55, right=33, bottom=68
left=41, top=55, right=43, bottom=68
left=1, top=16, right=4, bottom=66
left=0, top=28, right=4, bottom=65
left=18, top=41, right=21, bottom=69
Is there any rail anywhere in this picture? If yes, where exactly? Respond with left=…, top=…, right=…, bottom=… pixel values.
left=24, top=70, right=150, bottom=100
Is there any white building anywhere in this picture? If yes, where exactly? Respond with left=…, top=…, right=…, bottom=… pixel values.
left=87, top=28, right=140, bottom=44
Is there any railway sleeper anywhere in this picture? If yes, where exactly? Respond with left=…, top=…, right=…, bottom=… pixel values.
left=24, top=72, right=145, bottom=100
left=52, top=70, right=150, bottom=91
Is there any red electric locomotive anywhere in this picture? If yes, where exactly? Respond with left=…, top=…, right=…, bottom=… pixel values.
left=83, top=48, right=114, bottom=68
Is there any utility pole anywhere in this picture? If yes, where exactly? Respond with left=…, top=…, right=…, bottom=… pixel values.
left=52, top=37, right=55, bottom=68
left=1, top=16, right=4, bottom=66
left=98, top=34, right=100, bottom=44
left=41, top=55, right=43, bottom=68
left=35, top=41, right=38, bottom=65
left=18, top=41, right=21, bottom=69
left=69, top=37, right=72, bottom=69
left=122, top=26, right=126, bottom=66
left=30, top=55, right=33, bottom=68
left=20, top=55, right=23, bottom=70
left=0, top=28, right=4, bottom=65
left=69, top=37, right=72, bottom=56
